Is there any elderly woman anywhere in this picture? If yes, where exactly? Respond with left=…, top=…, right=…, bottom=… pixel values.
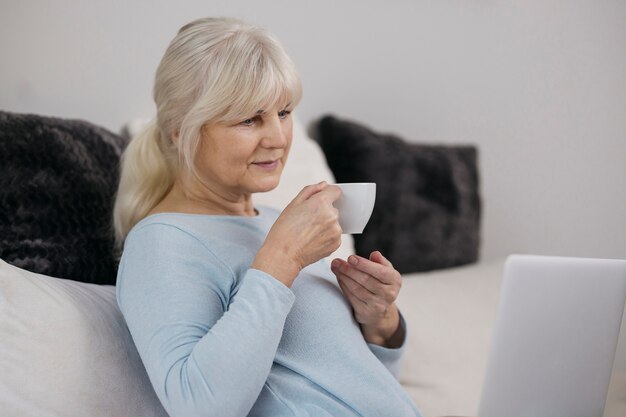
left=114, top=17, right=421, bottom=417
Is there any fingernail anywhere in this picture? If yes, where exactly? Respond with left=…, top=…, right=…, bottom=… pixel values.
left=348, top=256, right=358, bottom=265
left=331, top=259, right=340, bottom=269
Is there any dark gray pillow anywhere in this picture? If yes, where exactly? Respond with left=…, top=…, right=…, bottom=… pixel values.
left=0, top=111, right=127, bottom=285
left=313, top=115, right=481, bottom=273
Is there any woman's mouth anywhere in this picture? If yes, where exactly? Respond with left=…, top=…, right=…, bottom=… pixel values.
left=252, top=160, right=279, bottom=171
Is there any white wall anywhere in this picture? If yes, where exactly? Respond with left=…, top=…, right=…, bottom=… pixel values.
left=2, top=0, right=625, bottom=261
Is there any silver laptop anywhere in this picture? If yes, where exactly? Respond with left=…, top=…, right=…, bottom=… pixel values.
left=448, top=254, right=626, bottom=417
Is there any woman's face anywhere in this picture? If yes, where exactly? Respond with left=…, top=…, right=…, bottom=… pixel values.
left=192, top=104, right=293, bottom=199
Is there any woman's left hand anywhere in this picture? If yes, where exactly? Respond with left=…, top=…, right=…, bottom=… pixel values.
left=330, top=251, right=405, bottom=348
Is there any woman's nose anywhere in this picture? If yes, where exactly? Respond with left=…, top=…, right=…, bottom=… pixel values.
left=260, top=115, right=288, bottom=148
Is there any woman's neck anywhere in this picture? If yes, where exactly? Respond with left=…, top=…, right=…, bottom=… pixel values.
left=150, top=179, right=257, bottom=217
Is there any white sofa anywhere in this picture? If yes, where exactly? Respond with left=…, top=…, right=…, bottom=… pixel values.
left=1, top=116, right=624, bottom=416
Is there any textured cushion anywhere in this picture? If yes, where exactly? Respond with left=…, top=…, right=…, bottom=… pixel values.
left=0, top=259, right=167, bottom=416
left=313, top=115, right=481, bottom=273
left=0, top=111, right=127, bottom=285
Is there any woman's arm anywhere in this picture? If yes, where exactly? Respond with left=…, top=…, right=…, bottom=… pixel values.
left=117, top=224, right=294, bottom=417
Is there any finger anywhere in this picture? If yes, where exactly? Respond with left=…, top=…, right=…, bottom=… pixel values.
left=369, top=251, right=393, bottom=268
left=336, top=273, right=369, bottom=308
left=346, top=254, right=397, bottom=285
left=332, top=258, right=383, bottom=294
left=335, top=261, right=399, bottom=305
left=337, top=274, right=390, bottom=323
left=324, top=184, right=342, bottom=202
left=336, top=271, right=376, bottom=304
left=292, top=181, right=327, bottom=203
left=311, top=183, right=342, bottom=205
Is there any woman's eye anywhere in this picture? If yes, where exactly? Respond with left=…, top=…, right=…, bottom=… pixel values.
left=278, top=110, right=291, bottom=119
left=240, top=117, right=255, bottom=126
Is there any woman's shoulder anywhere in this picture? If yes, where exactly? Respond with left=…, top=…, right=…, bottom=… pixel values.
left=118, top=215, right=240, bottom=289
left=123, top=208, right=279, bottom=262
left=128, top=213, right=206, bottom=242
left=133, top=206, right=280, bottom=236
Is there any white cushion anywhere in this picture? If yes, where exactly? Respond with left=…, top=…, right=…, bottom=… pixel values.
left=0, top=259, right=167, bottom=416
left=396, top=258, right=626, bottom=417
left=253, top=113, right=355, bottom=262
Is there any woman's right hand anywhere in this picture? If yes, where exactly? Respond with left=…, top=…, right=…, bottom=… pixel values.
left=252, top=182, right=342, bottom=287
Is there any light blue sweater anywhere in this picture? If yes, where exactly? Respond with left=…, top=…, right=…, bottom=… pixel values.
left=116, top=207, right=421, bottom=417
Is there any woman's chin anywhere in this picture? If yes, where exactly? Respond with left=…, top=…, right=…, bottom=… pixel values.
left=252, top=176, right=282, bottom=194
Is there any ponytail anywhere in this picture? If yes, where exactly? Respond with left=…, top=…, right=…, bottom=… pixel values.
left=113, top=121, right=175, bottom=248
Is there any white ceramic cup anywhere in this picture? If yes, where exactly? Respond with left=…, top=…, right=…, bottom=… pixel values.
left=333, top=183, right=376, bottom=234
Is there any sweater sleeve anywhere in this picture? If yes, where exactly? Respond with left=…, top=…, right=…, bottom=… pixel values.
left=116, top=223, right=295, bottom=417
left=367, top=312, right=408, bottom=379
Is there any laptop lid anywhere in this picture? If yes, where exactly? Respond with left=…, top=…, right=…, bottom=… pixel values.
left=477, top=255, right=626, bottom=417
